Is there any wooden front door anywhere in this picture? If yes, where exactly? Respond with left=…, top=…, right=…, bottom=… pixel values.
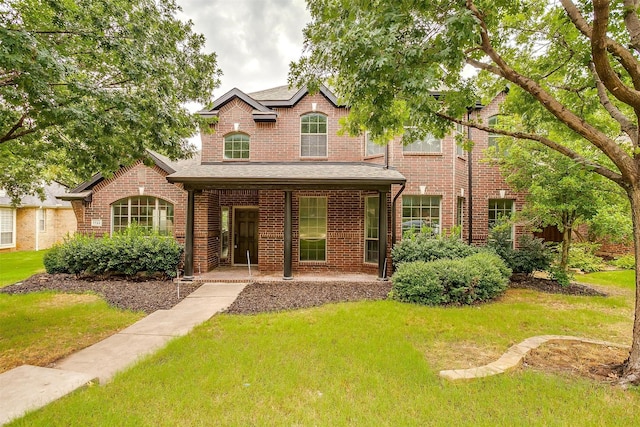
left=234, top=208, right=258, bottom=265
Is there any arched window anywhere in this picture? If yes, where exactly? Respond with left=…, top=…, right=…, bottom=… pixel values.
left=224, top=133, right=250, bottom=159
left=300, top=113, right=327, bottom=157
left=112, top=196, right=174, bottom=235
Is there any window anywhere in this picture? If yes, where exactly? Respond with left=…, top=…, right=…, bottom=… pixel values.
left=299, top=197, right=327, bottom=261
left=488, top=199, right=514, bottom=240
left=403, top=133, right=442, bottom=153
left=365, top=132, right=385, bottom=157
left=301, top=113, right=328, bottom=157
left=364, top=196, right=379, bottom=263
left=221, top=207, right=229, bottom=259
left=112, top=196, right=174, bottom=235
left=456, top=197, right=464, bottom=235
left=224, top=133, right=250, bottom=159
left=0, top=208, right=15, bottom=248
left=455, top=123, right=466, bottom=157
left=402, top=195, right=441, bottom=235
left=488, top=115, right=499, bottom=149
left=38, top=208, right=46, bottom=232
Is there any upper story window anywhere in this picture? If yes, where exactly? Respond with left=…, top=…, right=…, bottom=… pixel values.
left=455, top=123, right=466, bottom=157
left=365, top=131, right=385, bottom=157
left=488, top=115, right=499, bottom=149
left=224, top=133, right=250, bottom=160
left=112, top=196, right=174, bottom=235
left=301, top=113, right=327, bottom=157
left=403, top=133, right=442, bottom=154
left=0, top=208, right=16, bottom=248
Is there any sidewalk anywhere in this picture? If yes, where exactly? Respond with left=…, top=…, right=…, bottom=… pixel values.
left=0, top=282, right=246, bottom=425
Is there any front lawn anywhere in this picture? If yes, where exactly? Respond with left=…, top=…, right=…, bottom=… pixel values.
left=0, top=292, right=144, bottom=374
left=0, top=250, right=48, bottom=287
left=11, top=274, right=640, bottom=426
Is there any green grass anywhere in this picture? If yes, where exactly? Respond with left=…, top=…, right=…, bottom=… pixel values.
left=0, top=292, right=144, bottom=373
left=578, top=269, right=636, bottom=289
left=0, top=250, right=48, bottom=287
left=11, top=278, right=640, bottom=426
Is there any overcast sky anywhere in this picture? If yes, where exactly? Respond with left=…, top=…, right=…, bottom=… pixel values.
left=176, top=0, right=311, bottom=103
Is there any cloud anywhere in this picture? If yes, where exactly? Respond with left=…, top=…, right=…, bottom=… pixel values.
left=176, top=0, right=310, bottom=99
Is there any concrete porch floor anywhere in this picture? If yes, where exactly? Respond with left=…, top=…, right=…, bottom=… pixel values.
left=180, top=266, right=383, bottom=283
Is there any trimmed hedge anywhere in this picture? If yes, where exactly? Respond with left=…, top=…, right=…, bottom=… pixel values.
left=44, top=226, right=183, bottom=278
left=392, top=233, right=479, bottom=267
left=391, top=252, right=511, bottom=305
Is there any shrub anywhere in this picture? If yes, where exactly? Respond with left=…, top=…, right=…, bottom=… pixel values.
left=566, top=243, right=604, bottom=273
left=392, top=233, right=479, bottom=267
left=549, top=265, right=573, bottom=287
left=391, top=252, right=510, bottom=305
left=509, top=235, right=553, bottom=275
left=43, top=244, right=68, bottom=274
left=43, top=226, right=183, bottom=278
left=611, top=254, right=635, bottom=270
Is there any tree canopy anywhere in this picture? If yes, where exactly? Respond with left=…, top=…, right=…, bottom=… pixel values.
left=0, top=0, right=221, bottom=203
left=291, top=0, right=640, bottom=384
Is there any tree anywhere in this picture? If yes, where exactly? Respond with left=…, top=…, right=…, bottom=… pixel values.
left=290, top=0, right=640, bottom=384
left=492, top=138, right=621, bottom=269
left=0, top=0, right=221, bottom=203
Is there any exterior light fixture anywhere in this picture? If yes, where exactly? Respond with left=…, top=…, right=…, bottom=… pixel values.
left=419, top=185, right=426, bottom=195
left=312, top=102, right=317, bottom=112
left=233, top=123, right=240, bottom=131
left=499, top=189, right=506, bottom=198
left=139, top=186, right=145, bottom=195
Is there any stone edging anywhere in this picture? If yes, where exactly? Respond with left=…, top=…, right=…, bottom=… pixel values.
left=439, top=335, right=628, bottom=381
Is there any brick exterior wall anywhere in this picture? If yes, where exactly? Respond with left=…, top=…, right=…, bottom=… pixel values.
left=0, top=207, right=76, bottom=252
left=71, top=88, right=527, bottom=276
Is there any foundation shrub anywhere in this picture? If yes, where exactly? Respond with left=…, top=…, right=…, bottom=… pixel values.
left=391, top=233, right=479, bottom=267
left=43, top=226, right=183, bottom=278
left=391, top=252, right=510, bottom=305
left=611, top=254, right=635, bottom=270
left=487, top=227, right=553, bottom=275
left=566, top=243, right=604, bottom=273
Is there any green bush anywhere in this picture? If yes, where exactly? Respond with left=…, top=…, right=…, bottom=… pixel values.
left=549, top=265, right=573, bottom=287
left=392, top=233, right=479, bottom=267
left=391, top=252, right=510, bottom=305
left=566, top=243, right=604, bottom=273
left=611, top=254, right=635, bottom=270
left=487, top=225, right=553, bottom=275
left=43, top=226, right=183, bottom=278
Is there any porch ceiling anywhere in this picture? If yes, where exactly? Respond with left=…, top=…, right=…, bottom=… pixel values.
left=166, top=162, right=406, bottom=190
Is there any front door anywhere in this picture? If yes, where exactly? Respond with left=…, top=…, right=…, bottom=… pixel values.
left=234, top=208, right=258, bottom=265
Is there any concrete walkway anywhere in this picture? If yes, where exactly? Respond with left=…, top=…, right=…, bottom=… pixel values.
left=0, top=282, right=246, bottom=425
left=439, top=335, right=628, bottom=381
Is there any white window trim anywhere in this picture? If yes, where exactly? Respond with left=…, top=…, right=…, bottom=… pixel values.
left=488, top=198, right=515, bottom=245
left=223, top=132, right=250, bottom=160
left=0, top=207, right=16, bottom=249
left=299, top=196, right=328, bottom=262
left=364, top=131, right=385, bottom=157
left=401, top=195, right=442, bottom=235
left=364, top=195, right=379, bottom=264
left=110, top=197, right=174, bottom=235
left=402, top=131, right=442, bottom=154
left=300, top=113, right=328, bottom=158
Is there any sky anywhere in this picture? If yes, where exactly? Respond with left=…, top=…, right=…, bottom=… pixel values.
left=176, top=0, right=311, bottom=104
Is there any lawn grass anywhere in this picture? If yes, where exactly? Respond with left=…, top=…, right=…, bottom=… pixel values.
left=0, top=292, right=144, bottom=374
left=11, top=278, right=640, bottom=426
left=0, top=250, right=48, bottom=287
left=578, top=269, right=636, bottom=290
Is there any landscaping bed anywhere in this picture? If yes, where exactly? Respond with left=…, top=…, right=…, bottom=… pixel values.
left=0, top=273, right=200, bottom=313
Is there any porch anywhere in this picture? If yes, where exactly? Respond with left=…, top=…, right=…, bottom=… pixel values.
left=178, top=266, right=382, bottom=284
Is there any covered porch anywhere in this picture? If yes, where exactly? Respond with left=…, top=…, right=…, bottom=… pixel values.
left=167, top=162, right=406, bottom=281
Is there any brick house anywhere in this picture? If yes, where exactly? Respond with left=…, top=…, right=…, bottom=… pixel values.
left=0, top=183, right=77, bottom=252
left=62, top=85, right=524, bottom=280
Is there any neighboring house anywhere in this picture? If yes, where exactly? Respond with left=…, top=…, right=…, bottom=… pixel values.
left=61, top=85, right=524, bottom=280
left=0, top=183, right=77, bottom=252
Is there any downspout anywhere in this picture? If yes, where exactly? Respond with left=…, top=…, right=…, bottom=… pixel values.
left=467, top=108, right=474, bottom=245
left=384, top=141, right=389, bottom=169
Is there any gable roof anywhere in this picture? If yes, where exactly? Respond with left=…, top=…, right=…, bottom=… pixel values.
left=0, top=182, right=71, bottom=208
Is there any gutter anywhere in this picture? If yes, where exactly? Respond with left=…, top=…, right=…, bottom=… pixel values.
left=391, top=183, right=406, bottom=246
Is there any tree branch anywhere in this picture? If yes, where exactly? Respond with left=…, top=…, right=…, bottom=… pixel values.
left=589, top=62, right=639, bottom=144
left=437, top=111, right=625, bottom=185
left=465, top=0, right=636, bottom=182
left=624, top=0, right=640, bottom=53
left=561, top=0, right=640, bottom=90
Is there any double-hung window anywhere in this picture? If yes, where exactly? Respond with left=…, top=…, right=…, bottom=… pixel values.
left=301, top=113, right=328, bottom=157
left=403, top=133, right=442, bottom=154
left=365, top=131, right=385, bottom=157
left=488, top=199, right=514, bottom=241
left=0, top=208, right=16, bottom=248
left=299, top=197, right=327, bottom=261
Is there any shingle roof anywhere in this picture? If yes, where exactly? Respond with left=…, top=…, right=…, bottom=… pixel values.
left=0, top=182, right=71, bottom=208
left=167, top=162, right=406, bottom=189
left=248, top=85, right=299, bottom=101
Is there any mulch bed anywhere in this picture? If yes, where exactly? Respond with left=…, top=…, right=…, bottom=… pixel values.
left=225, top=281, right=392, bottom=315
left=509, top=274, right=607, bottom=297
left=0, top=273, right=201, bottom=313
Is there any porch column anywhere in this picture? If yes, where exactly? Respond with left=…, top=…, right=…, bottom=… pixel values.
left=183, top=188, right=195, bottom=281
left=378, top=189, right=388, bottom=280
left=283, top=190, right=293, bottom=280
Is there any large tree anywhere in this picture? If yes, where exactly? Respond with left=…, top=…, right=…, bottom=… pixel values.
left=0, top=0, right=221, bottom=203
left=290, top=0, right=640, bottom=384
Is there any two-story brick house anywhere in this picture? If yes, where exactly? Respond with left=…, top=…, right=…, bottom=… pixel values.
left=62, top=85, right=524, bottom=280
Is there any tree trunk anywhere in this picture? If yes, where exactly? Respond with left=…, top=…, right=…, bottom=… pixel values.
left=622, top=186, right=640, bottom=385
left=560, top=213, right=573, bottom=270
